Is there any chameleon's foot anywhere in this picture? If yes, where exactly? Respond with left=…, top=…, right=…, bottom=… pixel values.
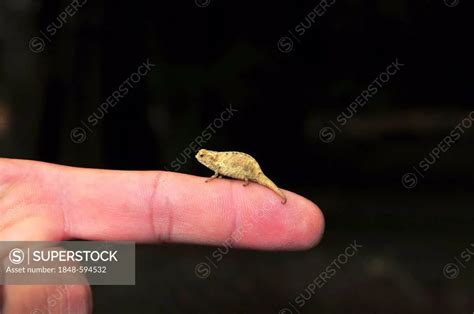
left=205, top=172, right=220, bottom=183
left=281, top=198, right=287, bottom=204
left=243, top=178, right=250, bottom=186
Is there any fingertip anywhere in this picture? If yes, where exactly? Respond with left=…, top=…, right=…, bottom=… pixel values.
left=267, top=190, right=325, bottom=250
left=298, top=198, right=325, bottom=249
left=228, top=187, right=325, bottom=250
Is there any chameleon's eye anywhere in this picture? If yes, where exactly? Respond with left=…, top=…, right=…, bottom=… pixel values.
left=200, top=154, right=204, bottom=157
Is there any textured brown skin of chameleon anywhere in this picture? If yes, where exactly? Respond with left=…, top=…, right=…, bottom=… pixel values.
left=195, top=149, right=287, bottom=204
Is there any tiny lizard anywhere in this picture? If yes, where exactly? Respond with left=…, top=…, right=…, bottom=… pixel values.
left=195, top=149, right=287, bottom=204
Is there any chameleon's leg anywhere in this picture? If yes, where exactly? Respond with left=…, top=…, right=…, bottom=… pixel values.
left=205, top=171, right=220, bottom=183
left=243, top=178, right=250, bottom=186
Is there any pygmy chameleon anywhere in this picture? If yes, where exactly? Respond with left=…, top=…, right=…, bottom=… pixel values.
left=195, top=149, right=287, bottom=204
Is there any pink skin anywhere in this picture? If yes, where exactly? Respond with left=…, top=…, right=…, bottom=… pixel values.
left=0, top=158, right=325, bottom=313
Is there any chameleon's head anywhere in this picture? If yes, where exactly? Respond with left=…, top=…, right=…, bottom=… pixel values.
left=195, top=149, right=217, bottom=168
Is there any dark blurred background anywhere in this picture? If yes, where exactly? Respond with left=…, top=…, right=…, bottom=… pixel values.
left=0, top=0, right=473, bottom=313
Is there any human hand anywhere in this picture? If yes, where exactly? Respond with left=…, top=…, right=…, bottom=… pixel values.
left=0, top=158, right=324, bottom=313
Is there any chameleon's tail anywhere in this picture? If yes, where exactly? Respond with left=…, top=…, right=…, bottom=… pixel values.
left=256, top=173, right=287, bottom=204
